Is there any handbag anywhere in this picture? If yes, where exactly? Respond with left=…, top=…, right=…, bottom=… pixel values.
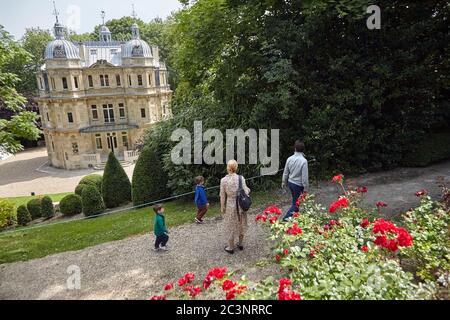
left=236, top=175, right=252, bottom=214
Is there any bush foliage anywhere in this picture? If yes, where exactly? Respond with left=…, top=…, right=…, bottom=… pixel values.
left=81, top=184, right=105, bottom=217
left=75, top=174, right=103, bottom=196
left=59, top=194, right=82, bottom=216
left=40, top=196, right=54, bottom=219
left=26, top=198, right=42, bottom=220
left=16, top=205, right=31, bottom=226
left=0, top=198, right=16, bottom=229
left=132, top=147, right=170, bottom=206
left=102, top=152, right=131, bottom=208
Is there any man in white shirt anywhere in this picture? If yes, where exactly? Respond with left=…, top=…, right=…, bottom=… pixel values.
left=281, top=140, right=309, bottom=221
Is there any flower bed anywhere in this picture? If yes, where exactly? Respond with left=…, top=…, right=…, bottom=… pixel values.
left=149, top=175, right=448, bottom=300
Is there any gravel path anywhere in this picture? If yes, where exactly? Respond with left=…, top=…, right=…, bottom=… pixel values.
left=0, top=160, right=448, bottom=300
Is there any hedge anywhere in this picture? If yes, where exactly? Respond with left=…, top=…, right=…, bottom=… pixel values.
left=41, top=196, right=54, bottom=219
left=0, top=198, right=16, bottom=229
left=27, top=198, right=42, bottom=220
left=401, top=133, right=450, bottom=167
left=75, top=174, right=103, bottom=196
left=132, top=147, right=169, bottom=206
left=81, top=184, right=105, bottom=217
left=17, top=205, right=32, bottom=226
left=59, top=194, right=83, bottom=216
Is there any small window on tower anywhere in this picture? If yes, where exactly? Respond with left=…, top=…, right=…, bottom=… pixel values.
left=137, top=75, right=143, bottom=86
left=100, top=75, right=105, bottom=87
left=88, top=75, right=93, bottom=87
left=141, top=108, right=146, bottom=118
left=74, top=76, right=79, bottom=89
left=116, top=75, right=121, bottom=86
left=67, top=112, right=74, bottom=123
left=105, top=75, right=109, bottom=86
left=91, top=105, right=98, bottom=120
left=72, top=143, right=79, bottom=154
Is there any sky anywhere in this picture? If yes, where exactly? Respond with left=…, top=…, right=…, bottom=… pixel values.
left=0, top=0, right=183, bottom=40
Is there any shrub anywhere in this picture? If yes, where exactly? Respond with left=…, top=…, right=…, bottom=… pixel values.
left=41, top=196, right=54, bottom=219
left=102, top=152, right=131, bottom=208
left=59, top=194, right=82, bottom=216
left=132, top=147, right=169, bottom=206
left=16, top=205, right=31, bottom=226
left=0, top=198, right=16, bottom=229
left=401, top=133, right=450, bottom=167
left=27, top=198, right=42, bottom=220
left=81, top=184, right=105, bottom=217
left=75, top=174, right=103, bottom=196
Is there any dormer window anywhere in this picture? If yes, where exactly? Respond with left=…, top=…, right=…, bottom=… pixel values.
left=131, top=45, right=143, bottom=57
left=100, top=75, right=109, bottom=87
left=53, top=45, right=66, bottom=58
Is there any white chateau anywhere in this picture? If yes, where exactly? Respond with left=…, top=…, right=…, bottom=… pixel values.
left=36, top=15, right=172, bottom=169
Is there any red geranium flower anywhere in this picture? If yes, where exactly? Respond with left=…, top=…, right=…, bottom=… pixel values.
left=275, top=254, right=281, bottom=262
left=360, top=218, right=370, bottom=228
left=329, top=197, right=349, bottom=213
left=309, top=250, right=316, bottom=258
left=415, top=189, right=428, bottom=197
left=225, top=285, right=247, bottom=300
left=293, top=212, right=300, bottom=218
left=184, top=285, right=202, bottom=298
left=203, top=267, right=227, bottom=289
left=332, top=174, right=344, bottom=183
left=178, top=272, right=195, bottom=286
left=269, top=216, right=278, bottom=224
left=256, top=214, right=268, bottom=222
left=264, top=206, right=282, bottom=215
left=396, top=227, right=413, bottom=247
left=361, top=245, right=368, bottom=252
left=286, top=223, right=302, bottom=236
left=279, top=278, right=292, bottom=289
left=164, top=283, right=173, bottom=291
left=278, top=289, right=302, bottom=300
left=357, top=186, right=368, bottom=193
left=150, top=295, right=166, bottom=300
left=222, top=279, right=237, bottom=291
left=376, top=201, right=387, bottom=207
left=283, top=248, right=289, bottom=255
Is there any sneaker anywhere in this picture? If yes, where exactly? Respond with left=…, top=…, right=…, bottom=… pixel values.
left=160, top=246, right=169, bottom=251
left=237, top=245, right=244, bottom=251
left=153, top=247, right=161, bottom=252
left=194, top=218, right=204, bottom=224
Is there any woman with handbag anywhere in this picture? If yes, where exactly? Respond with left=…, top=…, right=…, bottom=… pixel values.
left=220, top=159, right=251, bottom=254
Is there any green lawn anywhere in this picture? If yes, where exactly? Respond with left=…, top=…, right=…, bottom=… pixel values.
left=7, top=192, right=72, bottom=208
left=0, top=190, right=277, bottom=264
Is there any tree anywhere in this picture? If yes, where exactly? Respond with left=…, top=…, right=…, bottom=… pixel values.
left=0, top=25, right=41, bottom=153
left=0, top=198, right=16, bottom=229
left=132, top=147, right=169, bottom=206
left=102, top=152, right=131, bottom=208
left=81, top=184, right=105, bottom=217
left=41, top=196, right=54, bottom=219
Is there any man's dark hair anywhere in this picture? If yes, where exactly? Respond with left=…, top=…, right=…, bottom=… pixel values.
left=294, top=140, right=305, bottom=153
left=153, top=204, right=163, bottom=213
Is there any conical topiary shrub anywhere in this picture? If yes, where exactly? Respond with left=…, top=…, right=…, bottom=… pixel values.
left=132, top=147, right=169, bottom=206
left=102, top=152, right=131, bottom=208
left=81, top=184, right=105, bottom=217
left=41, top=196, right=54, bottom=219
left=17, top=205, right=32, bottom=226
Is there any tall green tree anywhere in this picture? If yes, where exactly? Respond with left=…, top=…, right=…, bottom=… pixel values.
left=0, top=25, right=41, bottom=154
left=102, top=152, right=132, bottom=208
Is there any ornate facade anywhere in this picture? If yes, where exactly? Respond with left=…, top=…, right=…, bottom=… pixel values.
left=36, top=18, right=171, bottom=169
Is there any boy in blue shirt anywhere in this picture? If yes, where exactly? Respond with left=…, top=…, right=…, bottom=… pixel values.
left=153, top=204, right=169, bottom=251
left=194, top=176, right=209, bottom=224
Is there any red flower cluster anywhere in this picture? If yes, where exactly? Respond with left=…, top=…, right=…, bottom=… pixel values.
left=309, top=250, right=316, bottom=258
left=275, top=254, right=281, bottom=262
left=415, top=189, right=428, bottom=197
left=356, top=186, right=368, bottom=193
left=164, top=283, right=174, bottom=291
left=376, top=201, right=387, bottom=208
left=329, top=197, right=349, bottom=213
left=256, top=205, right=283, bottom=223
left=278, top=278, right=301, bottom=300
left=372, top=219, right=413, bottom=252
left=286, top=222, right=302, bottom=236
left=178, top=272, right=195, bottom=287
left=283, top=248, right=289, bottom=256
left=184, top=285, right=202, bottom=298
left=264, top=206, right=282, bottom=215
left=292, top=212, right=300, bottom=218
left=360, top=218, right=370, bottom=228
left=221, top=279, right=247, bottom=300
left=203, top=267, right=227, bottom=289
left=332, top=174, right=344, bottom=183
left=150, top=295, right=166, bottom=300
left=361, top=245, right=369, bottom=252
left=295, top=193, right=307, bottom=207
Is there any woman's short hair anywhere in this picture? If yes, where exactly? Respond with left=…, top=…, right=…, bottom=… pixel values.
left=227, top=159, right=238, bottom=173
